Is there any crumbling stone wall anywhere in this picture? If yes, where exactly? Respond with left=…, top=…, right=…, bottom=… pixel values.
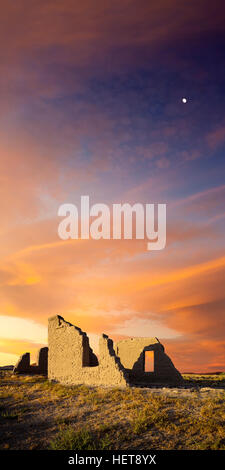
left=116, top=338, right=183, bottom=384
left=13, top=352, right=30, bottom=374
left=48, top=315, right=128, bottom=387
left=13, top=347, right=48, bottom=375
left=37, top=347, right=48, bottom=374
left=13, top=315, right=183, bottom=386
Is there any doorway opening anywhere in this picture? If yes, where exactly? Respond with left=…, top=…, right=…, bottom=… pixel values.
left=144, top=350, right=154, bottom=372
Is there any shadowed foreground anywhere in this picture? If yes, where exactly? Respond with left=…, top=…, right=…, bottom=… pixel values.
left=0, top=372, right=225, bottom=450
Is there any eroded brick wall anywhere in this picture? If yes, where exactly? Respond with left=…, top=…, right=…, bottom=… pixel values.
left=48, top=315, right=128, bottom=387
left=116, top=338, right=183, bottom=384
left=13, top=347, right=48, bottom=375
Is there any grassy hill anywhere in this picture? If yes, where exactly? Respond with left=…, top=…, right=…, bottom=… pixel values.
left=0, top=371, right=225, bottom=450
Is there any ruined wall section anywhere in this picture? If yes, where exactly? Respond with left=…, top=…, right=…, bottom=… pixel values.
left=48, top=315, right=128, bottom=387
left=37, top=347, right=48, bottom=374
left=116, top=337, right=159, bottom=370
left=48, top=315, right=86, bottom=381
left=13, top=348, right=48, bottom=375
left=13, top=352, right=30, bottom=374
left=116, top=337, right=183, bottom=384
left=98, top=334, right=129, bottom=386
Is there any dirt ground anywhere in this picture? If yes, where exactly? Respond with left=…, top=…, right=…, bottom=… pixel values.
left=0, top=371, right=225, bottom=450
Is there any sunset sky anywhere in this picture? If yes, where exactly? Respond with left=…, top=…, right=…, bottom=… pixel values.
left=0, top=1, right=225, bottom=372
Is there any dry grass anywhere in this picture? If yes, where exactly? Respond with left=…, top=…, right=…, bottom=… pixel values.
left=0, top=371, right=225, bottom=450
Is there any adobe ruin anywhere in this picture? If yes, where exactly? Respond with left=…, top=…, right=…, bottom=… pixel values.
left=14, top=315, right=183, bottom=386
left=13, top=347, right=48, bottom=375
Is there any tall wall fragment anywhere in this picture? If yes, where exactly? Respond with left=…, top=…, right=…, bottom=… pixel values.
left=48, top=315, right=128, bottom=387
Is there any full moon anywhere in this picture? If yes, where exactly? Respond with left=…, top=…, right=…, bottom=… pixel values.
left=182, top=97, right=187, bottom=103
